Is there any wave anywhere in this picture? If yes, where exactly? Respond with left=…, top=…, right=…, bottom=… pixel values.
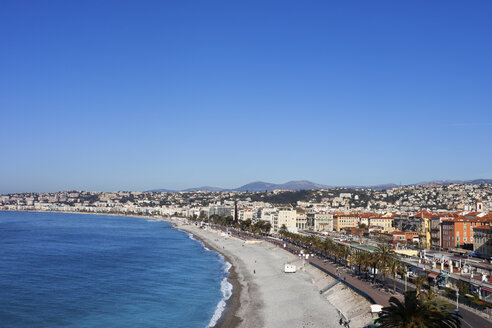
left=186, top=232, right=211, bottom=251
left=184, top=230, right=233, bottom=327
left=207, top=261, right=233, bottom=328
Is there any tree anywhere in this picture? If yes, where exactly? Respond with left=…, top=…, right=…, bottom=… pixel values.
left=413, top=274, right=428, bottom=300
left=375, top=243, right=395, bottom=287
left=375, top=290, right=461, bottom=328
left=388, top=258, right=405, bottom=294
left=456, top=280, right=470, bottom=296
left=239, top=218, right=252, bottom=231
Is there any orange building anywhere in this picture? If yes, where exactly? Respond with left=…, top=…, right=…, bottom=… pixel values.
left=441, top=217, right=481, bottom=250
left=392, top=231, right=419, bottom=243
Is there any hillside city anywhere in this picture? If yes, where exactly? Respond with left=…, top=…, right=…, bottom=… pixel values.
left=1, top=183, right=491, bottom=253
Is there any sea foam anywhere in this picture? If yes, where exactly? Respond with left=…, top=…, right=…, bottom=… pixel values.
left=207, top=261, right=233, bottom=328
left=186, top=232, right=212, bottom=251
left=185, top=230, right=233, bottom=327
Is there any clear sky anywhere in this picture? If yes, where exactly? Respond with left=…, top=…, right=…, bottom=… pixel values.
left=1, top=1, right=491, bottom=193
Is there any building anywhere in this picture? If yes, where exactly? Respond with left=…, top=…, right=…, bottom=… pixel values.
left=393, top=213, right=419, bottom=231
left=208, top=205, right=234, bottom=218
left=296, top=211, right=307, bottom=231
left=333, top=212, right=358, bottom=232
left=275, top=206, right=297, bottom=232
left=473, top=225, right=492, bottom=258
left=307, top=211, right=333, bottom=232
left=238, top=208, right=255, bottom=221
left=392, top=231, right=419, bottom=244
left=441, top=217, right=481, bottom=251
left=368, top=216, right=394, bottom=233
left=415, top=211, right=433, bottom=249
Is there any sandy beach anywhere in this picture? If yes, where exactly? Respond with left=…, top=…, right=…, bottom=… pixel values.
left=178, top=223, right=372, bottom=328
left=5, top=211, right=372, bottom=327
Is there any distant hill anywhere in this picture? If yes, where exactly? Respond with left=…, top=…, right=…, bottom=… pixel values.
left=234, top=180, right=331, bottom=192
left=366, top=183, right=400, bottom=190
left=182, top=186, right=226, bottom=192
left=147, top=188, right=177, bottom=193
left=415, top=179, right=492, bottom=186
left=147, top=178, right=492, bottom=193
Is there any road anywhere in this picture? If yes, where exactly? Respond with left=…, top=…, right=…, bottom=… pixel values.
left=268, top=236, right=492, bottom=327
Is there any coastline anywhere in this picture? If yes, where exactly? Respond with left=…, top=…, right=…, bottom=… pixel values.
left=0, top=209, right=175, bottom=222
left=1, top=210, right=237, bottom=327
left=186, top=231, right=243, bottom=328
left=2, top=210, right=371, bottom=327
left=177, top=224, right=360, bottom=328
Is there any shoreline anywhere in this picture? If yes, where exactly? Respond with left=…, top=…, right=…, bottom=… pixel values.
left=1, top=210, right=237, bottom=327
left=184, top=230, right=243, bottom=328
left=2, top=210, right=372, bottom=327
left=0, top=209, right=176, bottom=222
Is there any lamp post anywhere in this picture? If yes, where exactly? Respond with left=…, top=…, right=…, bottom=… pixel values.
left=455, top=288, right=459, bottom=312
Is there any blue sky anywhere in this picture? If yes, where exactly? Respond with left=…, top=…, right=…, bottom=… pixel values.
left=1, top=1, right=491, bottom=193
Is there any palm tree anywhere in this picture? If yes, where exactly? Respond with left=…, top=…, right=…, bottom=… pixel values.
left=352, top=251, right=362, bottom=275
left=368, top=253, right=379, bottom=283
left=357, top=252, right=367, bottom=278
left=388, top=258, right=405, bottom=294
left=413, top=274, right=428, bottom=300
left=343, top=247, right=352, bottom=268
left=375, top=243, right=395, bottom=288
left=375, top=290, right=461, bottom=328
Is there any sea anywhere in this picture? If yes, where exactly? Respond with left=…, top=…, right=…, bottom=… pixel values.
left=0, top=211, right=232, bottom=328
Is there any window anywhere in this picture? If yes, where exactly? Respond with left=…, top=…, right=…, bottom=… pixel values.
left=463, top=237, right=467, bottom=242
left=457, top=237, right=460, bottom=241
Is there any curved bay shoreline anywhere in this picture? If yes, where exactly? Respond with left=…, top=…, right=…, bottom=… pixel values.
left=1, top=210, right=372, bottom=327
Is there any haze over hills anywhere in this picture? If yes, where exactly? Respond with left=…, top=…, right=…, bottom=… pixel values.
left=147, top=179, right=492, bottom=193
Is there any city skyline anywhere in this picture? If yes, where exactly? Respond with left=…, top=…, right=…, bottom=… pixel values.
left=2, top=1, right=491, bottom=194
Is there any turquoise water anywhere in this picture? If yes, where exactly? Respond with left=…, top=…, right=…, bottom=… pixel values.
left=0, top=211, right=230, bottom=328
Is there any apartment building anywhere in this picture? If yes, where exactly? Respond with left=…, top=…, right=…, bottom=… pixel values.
left=368, top=216, right=394, bottom=233
left=238, top=208, right=255, bottom=221
left=333, top=212, right=358, bottom=232
left=307, top=211, right=333, bottom=232
left=275, top=206, right=297, bottom=232
left=441, top=217, right=481, bottom=250
left=474, top=225, right=492, bottom=258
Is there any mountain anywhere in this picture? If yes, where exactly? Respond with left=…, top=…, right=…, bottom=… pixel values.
left=234, top=180, right=331, bottom=192
left=147, top=188, right=177, bottom=192
left=147, top=178, right=492, bottom=193
left=182, top=186, right=226, bottom=192
left=233, top=181, right=278, bottom=192
left=366, top=183, right=400, bottom=190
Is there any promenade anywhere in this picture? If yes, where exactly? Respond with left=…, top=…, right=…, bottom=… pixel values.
left=264, top=236, right=492, bottom=328
left=265, top=238, right=401, bottom=307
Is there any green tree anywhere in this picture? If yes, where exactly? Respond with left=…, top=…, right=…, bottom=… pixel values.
left=375, top=290, right=461, bottom=328
left=388, top=258, right=405, bottom=294
left=375, top=243, right=395, bottom=287
left=413, top=274, right=428, bottom=300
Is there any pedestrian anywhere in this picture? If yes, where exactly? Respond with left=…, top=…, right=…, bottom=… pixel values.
left=254, top=269, right=256, bottom=274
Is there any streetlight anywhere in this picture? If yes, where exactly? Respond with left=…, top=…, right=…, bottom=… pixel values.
left=455, top=287, right=459, bottom=312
